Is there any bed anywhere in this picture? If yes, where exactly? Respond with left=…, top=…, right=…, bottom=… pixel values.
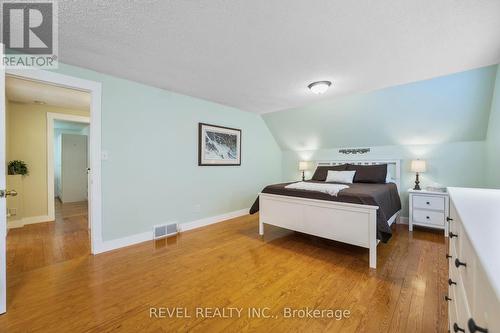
left=250, top=160, right=402, bottom=269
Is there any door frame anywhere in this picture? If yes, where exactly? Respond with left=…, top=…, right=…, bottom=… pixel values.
left=6, top=68, right=102, bottom=255
left=1, top=46, right=6, bottom=314
left=47, top=113, right=90, bottom=222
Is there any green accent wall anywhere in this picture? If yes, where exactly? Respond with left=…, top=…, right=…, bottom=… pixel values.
left=52, top=63, right=282, bottom=241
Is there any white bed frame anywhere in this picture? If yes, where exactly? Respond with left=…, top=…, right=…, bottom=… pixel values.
left=259, top=160, right=401, bottom=269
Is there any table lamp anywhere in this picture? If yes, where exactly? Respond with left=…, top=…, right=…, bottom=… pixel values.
left=299, top=161, right=309, bottom=181
left=411, top=159, right=426, bottom=190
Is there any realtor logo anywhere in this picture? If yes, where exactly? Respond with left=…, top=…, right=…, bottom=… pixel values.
left=1, top=0, right=58, bottom=68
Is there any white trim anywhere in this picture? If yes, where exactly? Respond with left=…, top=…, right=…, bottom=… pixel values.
left=6, top=68, right=102, bottom=255
left=1, top=44, right=6, bottom=314
left=179, top=208, right=249, bottom=232
left=95, top=208, right=250, bottom=254
left=47, top=112, right=90, bottom=222
left=398, top=216, right=409, bottom=225
left=7, top=215, right=51, bottom=229
left=95, top=231, right=152, bottom=254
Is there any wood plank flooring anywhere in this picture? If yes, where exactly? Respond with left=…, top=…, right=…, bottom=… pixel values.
left=0, top=213, right=448, bottom=332
left=6, top=200, right=89, bottom=274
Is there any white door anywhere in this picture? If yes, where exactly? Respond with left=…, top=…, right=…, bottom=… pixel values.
left=61, top=134, right=88, bottom=203
left=0, top=46, right=6, bottom=314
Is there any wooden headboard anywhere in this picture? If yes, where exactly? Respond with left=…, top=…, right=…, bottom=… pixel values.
left=315, top=159, right=402, bottom=191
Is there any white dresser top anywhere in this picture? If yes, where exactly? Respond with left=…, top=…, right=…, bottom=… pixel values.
left=448, top=187, right=500, bottom=297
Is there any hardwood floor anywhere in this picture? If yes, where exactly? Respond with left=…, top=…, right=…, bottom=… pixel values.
left=6, top=200, right=89, bottom=273
left=0, top=213, right=448, bottom=332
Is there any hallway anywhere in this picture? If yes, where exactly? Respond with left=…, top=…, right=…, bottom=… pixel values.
left=6, top=200, right=89, bottom=274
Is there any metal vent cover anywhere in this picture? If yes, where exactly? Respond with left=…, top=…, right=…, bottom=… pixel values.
left=153, top=223, right=178, bottom=239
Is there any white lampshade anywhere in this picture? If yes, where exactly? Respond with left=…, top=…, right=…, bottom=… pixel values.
left=411, top=160, right=427, bottom=173
left=299, top=161, right=310, bottom=171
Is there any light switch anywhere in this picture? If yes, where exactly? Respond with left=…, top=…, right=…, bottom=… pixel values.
left=101, top=151, right=109, bottom=161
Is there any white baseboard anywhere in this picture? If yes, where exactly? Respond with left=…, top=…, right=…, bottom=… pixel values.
left=178, top=208, right=249, bottom=232
left=95, top=231, right=152, bottom=254
left=7, top=215, right=52, bottom=229
left=398, top=216, right=409, bottom=225
left=94, top=208, right=250, bottom=254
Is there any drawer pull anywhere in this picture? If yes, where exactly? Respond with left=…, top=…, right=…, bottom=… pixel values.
left=446, top=254, right=452, bottom=259
left=455, top=258, right=467, bottom=268
left=448, top=278, right=457, bottom=286
left=444, top=295, right=452, bottom=301
left=426, top=201, right=430, bottom=205
left=453, top=323, right=465, bottom=333
left=426, top=216, right=430, bottom=219
left=449, top=232, right=458, bottom=238
left=468, top=318, right=488, bottom=333
left=446, top=217, right=453, bottom=222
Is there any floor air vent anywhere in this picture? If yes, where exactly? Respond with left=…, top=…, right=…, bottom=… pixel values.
left=153, top=223, right=178, bottom=239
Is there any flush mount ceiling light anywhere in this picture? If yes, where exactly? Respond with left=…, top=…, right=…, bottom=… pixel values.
left=33, top=100, right=46, bottom=105
left=308, top=81, right=332, bottom=94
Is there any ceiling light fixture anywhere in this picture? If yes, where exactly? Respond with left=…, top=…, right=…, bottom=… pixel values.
left=308, top=81, right=332, bottom=94
left=33, top=100, right=46, bottom=105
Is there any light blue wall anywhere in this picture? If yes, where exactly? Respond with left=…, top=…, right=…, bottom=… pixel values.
left=48, top=61, right=498, bottom=237
left=486, top=65, right=500, bottom=188
left=263, top=66, right=497, bottom=150
left=263, top=65, right=499, bottom=217
left=52, top=63, right=282, bottom=241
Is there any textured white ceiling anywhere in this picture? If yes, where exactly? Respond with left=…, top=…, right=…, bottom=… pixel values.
left=58, top=0, right=500, bottom=113
left=6, top=76, right=90, bottom=111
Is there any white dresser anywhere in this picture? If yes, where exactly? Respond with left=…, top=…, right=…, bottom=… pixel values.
left=447, top=187, right=500, bottom=333
left=409, top=189, right=449, bottom=236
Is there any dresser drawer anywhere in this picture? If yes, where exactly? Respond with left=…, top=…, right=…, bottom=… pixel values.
left=412, top=209, right=444, bottom=226
left=449, top=244, right=458, bottom=284
left=454, top=281, right=471, bottom=333
left=448, top=285, right=459, bottom=333
left=413, top=195, right=445, bottom=211
left=448, top=201, right=459, bottom=233
left=457, top=223, right=476, bottom=303
left=472, top=263, right=500, bottom=332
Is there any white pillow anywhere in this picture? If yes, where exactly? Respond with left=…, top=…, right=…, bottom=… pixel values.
left=326, top=170, right=356, bottom=184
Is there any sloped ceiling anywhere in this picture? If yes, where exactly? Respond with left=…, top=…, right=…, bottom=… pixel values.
left=56, top=0, right=500, bottom=113
left=262, top=65, right=498, bottom=150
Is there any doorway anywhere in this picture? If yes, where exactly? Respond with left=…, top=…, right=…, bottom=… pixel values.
left=5, top=78, right=91, bottom=270
left=0, top=68, right=102, bottom=314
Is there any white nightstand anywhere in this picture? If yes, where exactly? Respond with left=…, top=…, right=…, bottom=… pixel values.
left=408, top=188, right=449, bottom=237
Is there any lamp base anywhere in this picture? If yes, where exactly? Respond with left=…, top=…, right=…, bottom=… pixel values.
left=302, top=171, right=305, bottom=181
left=413, top=172, right=421, bottom=190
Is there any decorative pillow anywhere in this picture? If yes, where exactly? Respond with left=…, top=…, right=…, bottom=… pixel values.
left=346, top=164, right=388, bottom=184
left=325, top=170, right=356, bottom=184
left=311, top=164, right=348, bottom=181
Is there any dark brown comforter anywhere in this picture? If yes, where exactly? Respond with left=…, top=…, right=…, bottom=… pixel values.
left=249, top=181, right=401, bottom=242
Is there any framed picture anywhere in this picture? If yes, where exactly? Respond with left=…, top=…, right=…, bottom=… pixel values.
left=198, top=123, right=241, bottom=166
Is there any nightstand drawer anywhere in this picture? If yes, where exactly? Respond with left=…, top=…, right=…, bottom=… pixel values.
left=413, top=195, right=445, bottom=211
left=412, top=209, right=445, bottom=226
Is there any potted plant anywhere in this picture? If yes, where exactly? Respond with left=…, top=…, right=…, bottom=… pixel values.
left=8, top=160, right=29, bottom=176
